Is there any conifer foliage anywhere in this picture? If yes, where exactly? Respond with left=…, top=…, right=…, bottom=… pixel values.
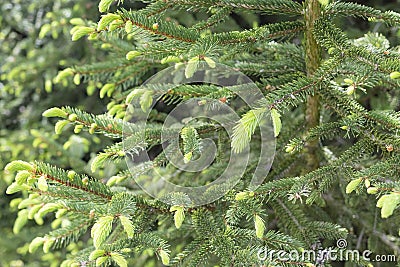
left=5, top=0, right=400, bottom=266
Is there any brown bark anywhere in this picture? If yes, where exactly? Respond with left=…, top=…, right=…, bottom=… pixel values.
left=304, top=0, right=322, bottom=171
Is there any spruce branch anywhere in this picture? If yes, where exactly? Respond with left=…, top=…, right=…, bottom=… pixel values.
left=231, top=56, right=343, bottom=153
left=190, top=7, right=232, bottom=31
left=45, top=218, right=94, bottom=250
left=118, top=9, right=199, bottom=43
left=211, top=21, right=305, bottom=45
left=162, top=0, right=303, bottom=15
left=34, top=162, right=113, bottom=201
left=140, top=1, right=172, bottom=17
left=324, top=2, right=400, bottom=26
left=314, top=19, right=400, bottom=74
left=55, top=106, right=126, bottom=138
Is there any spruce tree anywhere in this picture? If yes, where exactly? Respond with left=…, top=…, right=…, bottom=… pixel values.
left=4, top=0, right=400, bottom=266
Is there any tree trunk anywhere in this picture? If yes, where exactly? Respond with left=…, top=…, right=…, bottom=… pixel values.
left=304, top=0, right=321, bottom=171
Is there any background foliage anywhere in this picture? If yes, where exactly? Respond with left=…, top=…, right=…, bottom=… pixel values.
left=0, top=0, right=102, bottom=266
